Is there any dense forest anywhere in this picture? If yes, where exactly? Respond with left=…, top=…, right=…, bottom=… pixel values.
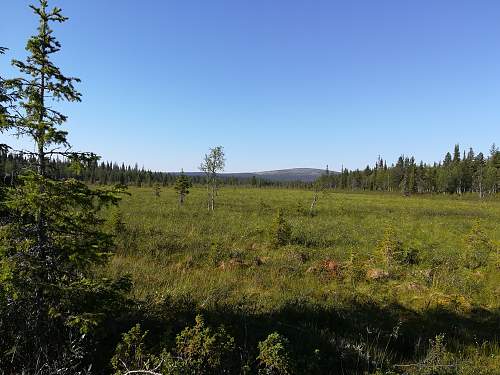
left=327, top=144, right=499, bottom=196
left=1, top=143, right=498, bottom=195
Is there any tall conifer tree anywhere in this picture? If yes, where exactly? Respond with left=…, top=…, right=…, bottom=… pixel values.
left=0, top=1, right=129, bottom=372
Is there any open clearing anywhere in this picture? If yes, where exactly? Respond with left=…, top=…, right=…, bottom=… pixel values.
left=101, top=187, right=500, bottom=372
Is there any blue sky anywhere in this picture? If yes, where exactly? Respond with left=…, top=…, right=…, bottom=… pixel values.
left=1, top=0, right=499, bottom=172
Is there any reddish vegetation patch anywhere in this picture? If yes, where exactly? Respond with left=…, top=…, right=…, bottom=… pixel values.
left=322, top=260, right=343, bottom=277
left=307, top=259, right=344, bottom=279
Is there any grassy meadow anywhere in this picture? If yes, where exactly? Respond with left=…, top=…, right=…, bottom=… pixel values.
left=102, top=186, right=500, bottom=373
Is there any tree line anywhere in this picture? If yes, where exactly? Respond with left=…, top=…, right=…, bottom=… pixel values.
left=2, top=143, right=498, bottom=196
left=0, top=152, right=269, bottom=187
left=321, top=144, right=499, bottom=196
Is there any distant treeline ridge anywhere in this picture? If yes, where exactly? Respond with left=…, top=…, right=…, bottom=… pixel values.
left=1, top=144, right=498, bottom=195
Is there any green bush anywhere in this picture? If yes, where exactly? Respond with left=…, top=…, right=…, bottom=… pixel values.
left=112, top=317, right=237, bottom=375
left=110, top=207, right=126, bottom=235
left=376, top=226, right=420, bottom=267
left=344, top=252, right=368, bottom=283
left=257, top=332, right=295, bottom=374
left=269, top=209, right=292, bottom=248
left=209, top=240, right=227, bottom=266
left=377, top=226, right=404, bottom=267
left=111, top=324, right=160, bottom=375
left=175, top=314, right=236, bottom=374
left=463, top=221, right=494, bottom=269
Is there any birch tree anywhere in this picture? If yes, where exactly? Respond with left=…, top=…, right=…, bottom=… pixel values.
left=309, top=170, right=329, bottom=216
left=200, top=146, right=225, bottom=211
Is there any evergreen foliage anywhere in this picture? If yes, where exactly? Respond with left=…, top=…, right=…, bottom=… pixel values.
left=0, top=47, right=14, bottom=132
left=269, top=209, right=292, bottom=248
left=0, top=1, right=129, bottom=372
left=173, top=170, right=192, bottom=205
left=324, top=144, right=498, bottom=196
left=1, top=143, right=498, bottom=195
left=174, top=315, right=236, bottom=373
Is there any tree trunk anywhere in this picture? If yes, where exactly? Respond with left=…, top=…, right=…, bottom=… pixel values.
left=206, top=177, right=210, bottom=211
left=36, top=55, right=47, bottom=251
left=309, top=193, right=318, bottom=216
left=211, top=184, right=215, bottom=211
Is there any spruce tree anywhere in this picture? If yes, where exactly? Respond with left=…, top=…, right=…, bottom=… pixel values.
left=0, top=47, right=8, bottom=126
left=270, top=208, right=292, bottom=248
left=485, top=144, right=499, bottom=194
left=174, top=170, right=192, bottom=205
left=0, top=1, right=129, bottom=372
left=473, top=153, right=486, bottom=198
left=0, top=46, right=12, bottom=215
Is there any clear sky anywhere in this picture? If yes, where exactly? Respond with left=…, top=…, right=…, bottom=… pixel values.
left=1, top=0, right=499, bottom=172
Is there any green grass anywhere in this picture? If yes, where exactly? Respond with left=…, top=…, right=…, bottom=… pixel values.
left=102, top=186, right=500, bottom=373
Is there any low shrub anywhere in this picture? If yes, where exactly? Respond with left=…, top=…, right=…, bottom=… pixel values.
left=175, top=315, right=236, bottom=374
left=257, top=332, right=295, bottom=374
left=111, top=324, right=162, bottom=375
left=377, top=226, right=420, bottom=267
left=463, top=221, right=494, bottom=269
left=209, top=241, right=227, bottom=266
left=109, top=208, right=126, bottom=235
left=269, top=209, right=292, bottom=248
left=377, top=226, right=404, bottom=267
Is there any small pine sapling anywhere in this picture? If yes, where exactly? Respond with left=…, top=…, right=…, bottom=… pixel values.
left=153, top=182, right=161, bottom=198
left=270, top=209, right=292, bottom=248
left=174, top=170, right=192, bottom=206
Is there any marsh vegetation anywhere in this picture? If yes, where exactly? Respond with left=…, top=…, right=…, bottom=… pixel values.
left=102, top=187, right=500, bottom=374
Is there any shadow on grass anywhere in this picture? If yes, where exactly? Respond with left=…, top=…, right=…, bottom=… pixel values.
left=94, top=296, right=499, bottom=374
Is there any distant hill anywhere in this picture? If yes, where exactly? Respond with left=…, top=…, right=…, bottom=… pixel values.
left=252, top=168, right=331, bottom=182
left=178, top=168, right=335, bottom=182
